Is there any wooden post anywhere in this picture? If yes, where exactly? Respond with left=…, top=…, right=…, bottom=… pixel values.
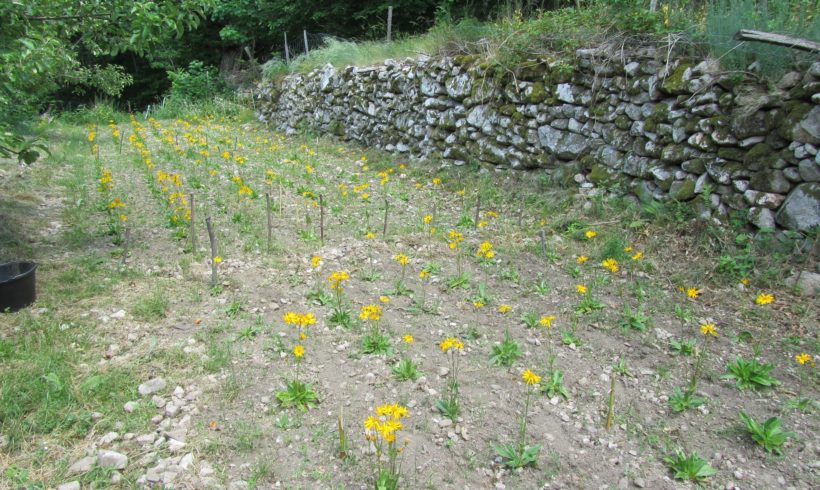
left=517, top=195, right=525, bottom=228
left=265, top=192, right=272, bottom=252
left=121, top=226, right=130, bottom=267
left=303, top=29, right=309, bottom=55
left=386, top=6, right=393, bottom=42
left=382, top=198, right=389, bottom=239
left=734, top=29, right=820, bottom=52
left=278, top=183, right=283, bottom=216
left=539, top=229, right=547, bottom=257
left=284, top=32, right=290, bottom=63
left=206, top=217, right=218, bottom=287
left=189, top=193, right=196, bottom=253
left=473, top=193, right=481, bottom=230
left=319, top=194, right=325, bottom=245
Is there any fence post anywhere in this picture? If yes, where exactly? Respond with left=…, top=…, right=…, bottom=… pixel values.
left=303, top=29, right=309, bottom=55
left=284, top=32, right=290, bottom=63
left=386, top=6, right=393, bottom=42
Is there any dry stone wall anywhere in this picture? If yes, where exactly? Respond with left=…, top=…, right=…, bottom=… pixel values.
left=256, top=48, right=820, bottom=232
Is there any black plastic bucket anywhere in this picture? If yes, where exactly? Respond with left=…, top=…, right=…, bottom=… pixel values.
left=0, top=261, right=37, bottom=312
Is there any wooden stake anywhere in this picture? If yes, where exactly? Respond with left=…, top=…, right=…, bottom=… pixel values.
left=265, top=192, right=272, bottom=252
left=284, top=32, right=290, bottom=63
left=303, top=29, right=309, bottom=55
left=517, top=195, right=525, bottom=228
left=319, top=194, right=325, bottom=245
left=473, top=193, right=481, bottom=230
left=278, top=183, right=283, bottom=216
left=121, top=226, right=130, bottom=267
left=189, top=193, right=196, bottom=253
left=386, top=6, right=393, bottom=42
left=382, top=198, right=389, bottom=239
left=606, top=373, right=616, bottom=431
left=206, top=217, right=218, bottom=287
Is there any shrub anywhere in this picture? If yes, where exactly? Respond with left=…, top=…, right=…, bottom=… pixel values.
left=167, top=61, right=224, bottom=100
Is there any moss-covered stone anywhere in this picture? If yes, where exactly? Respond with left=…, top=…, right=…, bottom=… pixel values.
left=328, top=120, right=346, bottom=137
left=453, top=54, right=479, bottom=67
left=717, top=147, right=745, bottom=161
left=588, top=164, right=615, bottom=185
left=525, top=81, right=548, bottom=104
left=516, top=61, right=549, bottom=81
left=743, top=143, right=773, bottom=166
left=660, top=62, right=692, bottom=95
left=670, top=178, right=696, bottom=201
left=615, top=115, right=632, bottom=130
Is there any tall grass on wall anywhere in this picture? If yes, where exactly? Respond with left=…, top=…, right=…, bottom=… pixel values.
left=703, top=0, right=819, bottom=78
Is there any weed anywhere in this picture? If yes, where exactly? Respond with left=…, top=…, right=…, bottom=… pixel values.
left=131, top=290, right=169, bottom=320
left=392, top=358, right=423, bottom=381
left=664, top=449, right=717, bottom=484
left=739, top=411, right=795, bottom=456
left=723, top=357, right=780, bottom=390
left=619, top=304, right=652, bottom=332
left=668, top=387, right=706, bottom=413
left=490, top=330, right=522, bottom=367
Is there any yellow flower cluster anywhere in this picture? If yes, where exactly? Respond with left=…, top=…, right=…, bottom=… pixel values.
left=98, top=168, right=114, bottom=191
left=364, top=403, right=409, bottom=443
left=283, top=311, right=317, bottom=327
left=601, top=258, right=619, bottom=273
left=498, top=304, right=512, bottom=313
left=440, top=337, right=464, bottom=352
left=795, top=353, right=814, bottom=366
left=393, top=254, right=409, bottom=266
left=539, top=315, right=556, bottom=329
left=328, top=271, right=350, bottom=289
left=447, top=230, right=464, bottom=250
left=585, top=230, right=597, bottom=239
left=359, top=304, right=382, bottom=321
left=576, top=255, right=588, bottom=264
left=476, top=241, right=495, bottom=259
left=311, top=255, right=322, bottom=268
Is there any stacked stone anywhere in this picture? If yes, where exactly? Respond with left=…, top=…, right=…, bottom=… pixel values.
left=256, top=49, right=819, bottom=232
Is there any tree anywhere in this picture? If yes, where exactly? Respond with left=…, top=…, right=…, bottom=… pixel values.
left=0, top=0, right=213, bottom=160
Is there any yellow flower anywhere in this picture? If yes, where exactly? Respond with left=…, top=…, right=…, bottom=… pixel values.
left=394, top=254, right=409, bottom=266
left=686, top=287, right=700, bottom=299
left=795, top=353, right=814, bottom=366
left=423, top=214, right=433, bottom=224
left=432, top=178, right=442, bottom=186
left=477, top=220, right=489, bottom=228
left=293, top=345, right=305, bottom=358
left=576, top=255, right=588, bottom=264
left=755, top=292, right=774, bottom=305
left=700, top=322, right=717, bottom=337
left=585, top=230, right=597, bottom=239
left=522, top=369, right=541, bottom=385
left=119, top=214, right=128, bottom=222
left=456, top=189, right=465, bottom=197
left=328, top=271, right=350, bottom=289
left=498, top=304, right=511, bottom=313
left=602, top=258, right=619, bottom=273
left=299, top=332, right=307, bottom=341
left=213, top=256, right=222, bottom=264
left=472, top=301, right=484, bottom=308
left=283, top=311, right=299, bottom=325
left=379, top=295, right=391, bottom=303
left=631, top=252, right=643, bottom=261
left=440, top=337, right=464, bottom=352
left=539, top=315, right=556, bottom=328
left=403, top=335, right=414, bottom=344
left=361, top=192, right=370, bottom=200
left=359, top=304, right=382, bottom=321
left=740, top=278, right=750, bottom=286
left=311, top=256, right=322, bottom=268
left=576, top=284, right=588, bottom=295
left=365, top=231, right=376, bottom=239
left=419, top=270, right=430, bottom=280
left=476, top=241, right=494, bottom=259
left=364, top=415, right=379, bottom=430
left=87, top=131, right=96, bottom=142
left=623, top=246, right=633, bottom=253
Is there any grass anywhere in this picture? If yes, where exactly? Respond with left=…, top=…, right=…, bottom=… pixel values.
left=131, top=289, right=169, bottom=321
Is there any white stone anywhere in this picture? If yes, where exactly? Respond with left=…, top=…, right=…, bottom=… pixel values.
left=57, top=482, right=81, bottom=490
left=68, top=456, right=96, bottom=475
left=138, top=378, right=167, bottom=396
left=97, top=450, right=128, bottom=470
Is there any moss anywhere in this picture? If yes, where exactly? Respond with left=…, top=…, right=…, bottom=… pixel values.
left=717, top=147, right=745, bottom=161
left=777, top=101, right=812, bottom=140
left=328, top=120, right=346, bottom=137
left=510, top=111, right=525, bottom=124
left=743, top=143, right=773, bottom=165
left=526, top=81, right=548, bottom=104
left=516, top=61, right=549, bottom=81
left=499, top=104, right=516, bottom=116
left=453, top=54, right=479, bottom=67
left=614, top=115, right=632, bottom=130
left=670, top=178, right=696, bottom=201
left=588, top=164, right=615, bottom=184
left=660, top=62, right=692, bottom=95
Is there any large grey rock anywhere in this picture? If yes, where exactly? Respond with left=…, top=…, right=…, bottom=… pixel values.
left=420, top=76, right=444, bottom=96
left=537, top=125, right=590, bottom=159
left=57, top=483, right=81, bottom=490
left=98, top=450, right=128, bottom=470
left=555, top=83, right=574, bottom=103
left=445, top=73, right=472, bottom=100
left=138, top=378, right=166, bottom=396
left=792, top=105, right=820, bottom=145
left=748, top=207, right=776, bottom=229
left=318, top=64, right=336, bottom=92
left=68, top=456, right=96, bottom=475
left=785, top=271, right=820, bottom=297
left=775, top=183, right=820, bottom=231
